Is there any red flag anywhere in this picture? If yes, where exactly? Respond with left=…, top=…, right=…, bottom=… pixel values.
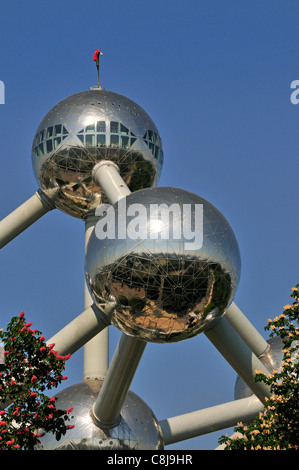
left=93, top=50, right=100, bottom=66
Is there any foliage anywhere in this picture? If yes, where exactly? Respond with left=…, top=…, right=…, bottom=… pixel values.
left=218, top=285, right=299, bottom=450
left=0, top=312, right=74, bottom=450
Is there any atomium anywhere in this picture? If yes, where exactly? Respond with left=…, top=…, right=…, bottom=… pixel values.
left=85, top=186, right=241, bottom=343
left=0, top=66, right=284, bottom=451
left=31, top=89, right=163, bottom=219
left=234, top=336, right=284, bottom=400
left=35, top=380, right=164, bottom=450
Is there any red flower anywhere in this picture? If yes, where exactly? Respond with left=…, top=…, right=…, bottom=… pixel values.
left=66, top=407, right=74, bottom=413
left=39, top=346, right=46, bottom=352
left=39, top=336, right=46, bottom=342
left=67, top=425, right=75, bottom=429
left=31, top=375, right=37, bottom=383
left=6, top=439, right=15, bottom=445
left=24, top=322, right=33, bottom=328
left=0, top=421, right=7, bottom=426
left=49, top=397, right=56, bottom=403
left=18, top=312, right=25, bottom=319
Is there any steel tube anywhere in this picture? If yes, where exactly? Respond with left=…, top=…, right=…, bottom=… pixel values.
left=92, top=161, right=131, bottom=204
left=90, top=161, right=146, bottom=426
left=46, top=304, right=113, bottom=357
left=0, top=189, right=57, bottom=249
left=83, top=216, right=110, bottom=381
left=205, top=317, right=271, bottom=405
left=160, top=395, right=264, bottom=446
left=91, top=334, right=146, bottom=427
left=225, top=302, right=269, bottom=358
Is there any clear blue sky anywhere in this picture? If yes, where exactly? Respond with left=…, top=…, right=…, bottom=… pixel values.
left=0, top=0, right=299, bottom=450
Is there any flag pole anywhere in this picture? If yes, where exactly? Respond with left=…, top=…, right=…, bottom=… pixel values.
left=93, top=49, right=103, bottom=88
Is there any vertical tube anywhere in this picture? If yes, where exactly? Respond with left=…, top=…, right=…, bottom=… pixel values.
left=90, top=162, right=145, bottom=426
left=91, top=334, right=146, bottom=427
left=83, top=216, right=109, bottom=382
left=92, top=161, right=131, bottom=204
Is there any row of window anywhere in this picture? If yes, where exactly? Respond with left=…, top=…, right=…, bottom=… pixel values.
left=77, top=133, right=137, bottom=150
left=76, top=121, right=137, bottom=150
left=78, top=121, right=132, bottom=135
left=33, top=121, right=164, bottom=164
left=33, top=125, right=69, bottom=157
left=143, top=130, right=163, bottom=161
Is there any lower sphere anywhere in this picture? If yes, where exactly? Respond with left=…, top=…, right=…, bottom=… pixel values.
left=35, top=380, right=164, bottom=450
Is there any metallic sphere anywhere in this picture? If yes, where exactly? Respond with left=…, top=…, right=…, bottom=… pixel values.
left=85, top=187, right=241, bottom=343
left=234, top=336, right=283, bottom=400
left=31, top=89, right=163, bottom=219
left=36, top=380, right=164, bottom=450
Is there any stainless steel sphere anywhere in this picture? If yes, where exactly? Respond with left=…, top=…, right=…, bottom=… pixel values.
left=36, top=380, right=164, bottom=450
left=234, top=336, right=284, bottom=400
left=31, top=89, right=163, bottom=219
left=85, top=187, right=241, bottom=343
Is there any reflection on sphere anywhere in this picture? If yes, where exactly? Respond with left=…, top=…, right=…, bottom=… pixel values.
left=31, top=89, right=163, bottom=219
left=85, top=187, right=241, bottom=343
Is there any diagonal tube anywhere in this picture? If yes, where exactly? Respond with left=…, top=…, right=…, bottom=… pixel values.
left=205, top=317, right=271, bottom=405
left=46, top=303, right=114, bottom=357
left=225, top=302, right=269, bottom=358
left=0, top=188, right=57, bottom=249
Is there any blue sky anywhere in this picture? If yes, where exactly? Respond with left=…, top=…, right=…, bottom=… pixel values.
left=0, top=0, right=299, bottom=450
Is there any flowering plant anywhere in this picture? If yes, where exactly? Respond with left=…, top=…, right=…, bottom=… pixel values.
left=0, top=312, right=74, bottom=450
left=218, top=285, right=299, bottom=450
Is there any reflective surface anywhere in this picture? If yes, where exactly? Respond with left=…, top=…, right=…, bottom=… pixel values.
left=32, top=89, right=163, bottom=219
left=36, top=380, right=164, bottom=450
left=85, top=187, right=241, bottom=343
left=234, top=336, right=283, bottom=400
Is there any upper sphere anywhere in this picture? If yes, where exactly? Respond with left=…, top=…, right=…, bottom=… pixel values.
left=31, top=89, right=163, bottom=219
